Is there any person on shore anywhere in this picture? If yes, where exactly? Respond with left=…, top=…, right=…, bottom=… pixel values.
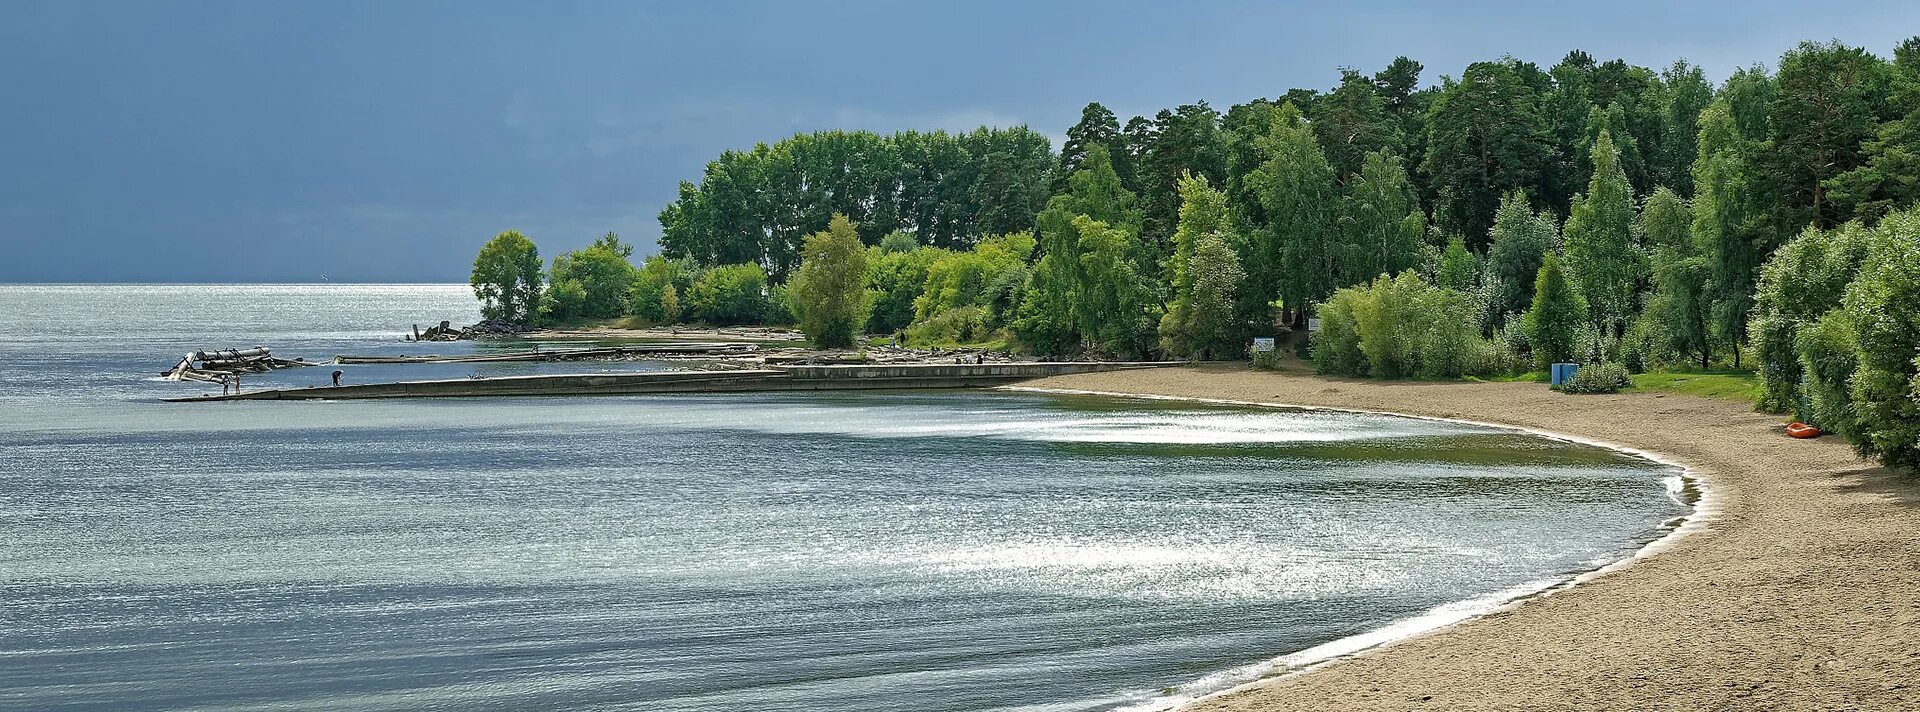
left=331, top=370, right=343, bottom=387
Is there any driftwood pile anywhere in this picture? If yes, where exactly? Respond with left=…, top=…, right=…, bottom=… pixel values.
left=408, top=319, right=534, bottom=341
left=163, top=347, right=316, bottom=383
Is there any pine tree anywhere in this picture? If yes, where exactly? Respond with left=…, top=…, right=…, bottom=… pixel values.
left=1423, top=58, right=1554, bottom=246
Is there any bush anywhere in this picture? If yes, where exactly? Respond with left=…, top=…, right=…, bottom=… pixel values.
left=1839, top=209, right=1920, bottom=468
left=1523, top=254, right=1589, bottom=368
left=1749, top=222, right=1879, bottom=412
left=685, top=263, right=769, bottom=325
left=789, top=215, right=870, bottom=347
left=1795, top=309, right=1858, bottom=437
left=1559, top=362, right=1632, bottom=394
left=629, top=255, right=696, bottom=324
left=906, top=305, right=992, bottom=347
left=1252, top=347, right=1284, bottom=370
left=1312, top=271, right=1482, bottom=379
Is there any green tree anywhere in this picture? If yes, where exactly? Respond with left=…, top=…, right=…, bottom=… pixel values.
left=1562, top=131, right=1643, bottom=335
left=1760, top=40, right=1896, bottom=232
left=1135, top=103, right=1229, bottom=261
left=1524, top=254, right=1589, bottom=366
left=685, top=263, right=769, bottom=325
left=877, top=231, right=919, bottom=254
left=865, top=245, right=943, bottom=334
left=1159, top=172, right=1233, bottom=357
left=1642, top=187, right=1714, bottom=367
left=1312, top=69, right=1403, bottom=181
left=1484, top=191, right=1557, bottom=326
left=629, top=255, right=696, bottom=323
left=789, top=215, right=871, bottom=348
left=1840, top=208, right=1920, bottom=467
left=1827, top=37, right=1920, bottom=223
left=1071, top=215, right=1150, bottom=357
left=1424, top=58, right=1553, bottom=247
left=1691, top=100, right=1762, bottom=366
left=1182, top=233, right=1247, bottom=359
left=1250, top=102, right=1338, bottom=319
left=1017, top=144, right=1138, bottom=355
left=1658, top=60, right=1714, bottom=196
left=547, top=233, right=637, bottom=322
left=1336, top=150, right=1427, bottom=286
left=1748, top=222, right=1879, bottom=413
left=470, top=230, right=544, bottom=324
left=1436, top=237, right=1478, bottom=291
left=1056, top=102, right=1132, bottom=192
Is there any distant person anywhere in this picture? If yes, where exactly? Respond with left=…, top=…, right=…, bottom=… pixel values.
left=331, top=370, right=343, bottom=387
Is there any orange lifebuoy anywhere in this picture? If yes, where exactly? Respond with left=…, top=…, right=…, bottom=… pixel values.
left=1786, top=422, right=1822, bottom=439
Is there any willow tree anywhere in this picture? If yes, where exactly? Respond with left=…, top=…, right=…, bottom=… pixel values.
left=1336, top=150, right=1426, bottom=286
left=1692, top=101, right=1761, bottom=365
left=790, top=215, right=870, bottom=348
left=1641, top=188, right=1713, bottom=367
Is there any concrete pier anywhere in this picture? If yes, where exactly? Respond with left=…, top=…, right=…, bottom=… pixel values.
left=163, top=362, right=1179, bottom=402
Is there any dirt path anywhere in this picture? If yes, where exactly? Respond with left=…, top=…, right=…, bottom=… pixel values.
left=1026, top=365, right=1920, bottom=712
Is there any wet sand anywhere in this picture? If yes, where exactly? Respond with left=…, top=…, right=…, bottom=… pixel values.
left=1026, top=365, right=1920, bottom=711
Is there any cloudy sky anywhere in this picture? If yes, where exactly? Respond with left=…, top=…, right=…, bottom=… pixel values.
left=4, top=0, right=1917, bottom=282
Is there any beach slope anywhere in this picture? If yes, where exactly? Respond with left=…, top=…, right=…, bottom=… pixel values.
left=1026, top=365, right=1920, bottom=711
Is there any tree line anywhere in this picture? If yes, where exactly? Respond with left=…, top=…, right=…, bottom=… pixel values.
left=470, top=37, right=1920, bottom=466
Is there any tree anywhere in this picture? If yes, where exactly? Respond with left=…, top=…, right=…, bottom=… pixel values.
left=789, top=215, right=871, bottom=348
left=1562, top=131, right=1643, bottom=335
left=1827, top=36, right=1920, bottom=223
left=1160, top=172, right=1233, bottom=356
left=1840, top=208, right=1920, bottom=468
left=471, top=230, right=543, bottom=324
left=1250, top=102, right=1338, bottom=318
left=1524, top=254, right=1589, bottom=367
left=1484, top=191, right=1556, bottom=326
left=685, top=263, right=769, bottom=325
left=1691, top=101, right=1761, bottom=364
left=1336, top=150, right=1427, bottom=286
left=1761, top=41, right=1896, bottom=232
left=1437, top=237, right=1478, bottom=291
left=1135, top=103, right=1229, bottom=264
left=1017, top=144, right=1138, bottom=355
left=1641, top=187, right=1714, bottom=367
left=1182, top=233, right=1247, bottom=360
left=629, top=255, right=696, bottom=324
left=547, top=233, right=636, bottom=322
left=1313, top=69, right=1403, bottom=181
left=1658, top=60, right=1714, bottom=196
left=865, top=245, right=942, bottom=334
left=1424, top=58, right=1554, bottom=247
left=1071, top=215, right=1150, bottom=357
left=1056, top=102, right=1131, bottom=192
left=1748, top=222, right=1879, bottom=413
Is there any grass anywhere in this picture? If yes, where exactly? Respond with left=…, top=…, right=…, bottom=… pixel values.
left=1626, top=369, right=1762, bottom=402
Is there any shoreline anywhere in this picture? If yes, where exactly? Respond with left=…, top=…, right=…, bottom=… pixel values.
left=1012, top=386, right=1712, bottom=711
left=1019, top=366, right=1920, bottom=711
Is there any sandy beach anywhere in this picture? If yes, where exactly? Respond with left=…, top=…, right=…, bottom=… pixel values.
left=1027, top=365, right=1920, bottom=711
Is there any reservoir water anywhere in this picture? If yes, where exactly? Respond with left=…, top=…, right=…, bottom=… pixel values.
left=0, top=285, right=1688, bottom=711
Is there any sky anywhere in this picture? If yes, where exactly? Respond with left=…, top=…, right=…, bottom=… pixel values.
left=3, top=1, right=1918, bottom=283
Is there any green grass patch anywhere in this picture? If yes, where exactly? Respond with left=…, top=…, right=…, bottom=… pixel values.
left=1627, top=369, right=1761, bottom=402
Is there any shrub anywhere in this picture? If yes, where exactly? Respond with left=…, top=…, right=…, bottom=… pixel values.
left=906, top=305, right=992, bottom=347
left=1523, top=255, right=1588, bottom=368
left=1251, top=347, right=1284, bottom=370
left=1795, top=309, right=1858, bottom=437
left=629, top=255, right=697, bottom=324
left=789, top=215, right=870, bottom=348
left=1312, top=271, right=1482, bottom=379
left=1559, top=362, right=1632, bottom=394
left=685, top=263, right=769, bottom=325
left=1839, top=209, right=1920, bottom=468
left=1749, top=222, right=1879, bottom=412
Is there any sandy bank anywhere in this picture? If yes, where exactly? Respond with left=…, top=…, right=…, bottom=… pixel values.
left=1025, top=365, right=1920, bottom=711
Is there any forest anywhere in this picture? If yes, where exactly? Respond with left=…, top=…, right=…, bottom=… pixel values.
left=469, top=38, right=1920, bottom=467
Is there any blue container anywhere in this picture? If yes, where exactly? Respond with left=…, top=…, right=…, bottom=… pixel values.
left=1550, top=362, right=1580, bottom=386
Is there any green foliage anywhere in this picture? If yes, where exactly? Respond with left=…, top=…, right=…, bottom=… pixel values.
left=470, top=230, right=544, bottom=323
left=863, top=245, right=943, bottom=334
left=1312, top=70, right=1404, bottom=180
left=1134, top=103, right=1229, bottom=262
left=1562, top=131, right=1644, bottom=334
left=1424, top=58, right=1553, bottom=246
left=658, top=127, right=1052, bottom=279
left=1161, top=173, right=1236, bottom=358
left=1016, top=145, right=1139, bottom=356
left=547, top=233, right=636, bottom=322
left=1838, top=209, right=1920, bottom=468
left=685, top=263, right=769, bottom=325
left=1796, top=309, right=1859, bottom=438
left=1484, top=191, right=1557, bottom=326
left=1691, top=100, right=1762, bottom=357
left=1249, top=102, right=1338, bottom=314
left=1559, top=362, right=1633, bottom=394
left=1828, top=36, right=1920, bottom=224
left=1313, top=271, right=1483, bottom=379
left=789, top=215, right=871, bottom=348
left=1336, top=150, right=1427, bottom=286
left=1761, top=41, right=1896, bottom=232
left=1641, top=188, right=1714, bottom=368
left=877, top=231, right=920, bottom=254
left=628, top=255, right=697, bottom=324
left=1523, top=255, right=1589, bottom=367
left=1749, top=222, right=1878, bottom=412
left=1436, top=237, right=1478, bottom=291
left=1071, top=215, right=1151, bottom=357
left=1163, top=232, right=1247, bottom=360
left=915, top=232, right=1032, bottom=328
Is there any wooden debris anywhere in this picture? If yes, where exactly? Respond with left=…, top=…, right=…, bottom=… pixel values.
left=162, top=346, right=315, bottom=383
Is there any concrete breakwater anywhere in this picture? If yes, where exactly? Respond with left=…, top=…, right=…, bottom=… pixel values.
left=163, top=362, right=1179, bottom=402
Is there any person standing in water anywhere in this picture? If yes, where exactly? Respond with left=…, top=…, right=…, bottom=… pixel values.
left=331, top=370, right=343, bottom=387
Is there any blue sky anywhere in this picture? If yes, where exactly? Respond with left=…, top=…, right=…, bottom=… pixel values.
left=4, top=1, right=1917, bottom=282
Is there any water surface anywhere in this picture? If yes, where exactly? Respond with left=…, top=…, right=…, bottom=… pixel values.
left=0, top=285, right=1687, bottom=711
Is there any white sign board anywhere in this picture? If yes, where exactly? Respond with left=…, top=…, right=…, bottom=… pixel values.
left=1251, top=337, right=1276, bottom=352
left=1307, top=318, right=1322, bottom=332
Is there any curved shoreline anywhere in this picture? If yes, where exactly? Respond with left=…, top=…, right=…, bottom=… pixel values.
left=1010, top=386, right=1713, bottom=710
left=1016, top=366, right=1920, bottom=711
